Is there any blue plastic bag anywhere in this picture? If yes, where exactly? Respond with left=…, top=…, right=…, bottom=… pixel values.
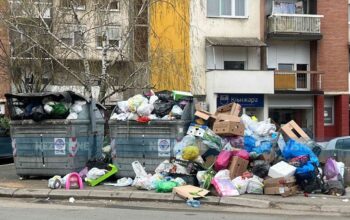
left=244, top=136, right=256, bottom=152
left=252, top=141, right=272, bottom=154
left=295, top=161, right=316, bottom=179
left=283, top=139, right=319, bottom=166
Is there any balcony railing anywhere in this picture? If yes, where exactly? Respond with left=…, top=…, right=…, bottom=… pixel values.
left=274, top=70, right=323, bottom=92
left=268, top=14, right=323, bottom=35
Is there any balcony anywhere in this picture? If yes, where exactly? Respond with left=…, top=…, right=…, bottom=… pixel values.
left=206, top=70, right=275, bottom=95
left=268, top=14, right=323, bottom=40
left=274, top=70, right=323, bottom=93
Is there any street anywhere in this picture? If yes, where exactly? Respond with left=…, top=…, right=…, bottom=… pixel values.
left=0, top=198, right=349, bottom=220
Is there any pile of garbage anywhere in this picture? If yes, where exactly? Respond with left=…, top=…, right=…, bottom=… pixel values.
left=5, top=91, right=90, bottom=121
left=110, top=90, right=193, bottom=122
left=116, top=102, right=346, bottom=200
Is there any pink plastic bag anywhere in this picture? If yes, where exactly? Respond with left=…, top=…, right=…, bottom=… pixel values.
left=233, top=149, right=250, bottom=160
left=211, top=178, right=239, bottom=197
left=324, top=158, right=339, bottom=180
left=214, top=151, right=233, bottom=171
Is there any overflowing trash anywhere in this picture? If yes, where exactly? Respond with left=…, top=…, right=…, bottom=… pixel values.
left=107, top=99, right=346, bottom=200
left=42, top=91, right=347, bottom=200
left=110, top=90, right=193, bottom=122
left=5, top=91, right=100, bottom=121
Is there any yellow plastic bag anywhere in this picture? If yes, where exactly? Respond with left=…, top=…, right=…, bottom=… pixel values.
left=182, top=146, right=200, bottom=161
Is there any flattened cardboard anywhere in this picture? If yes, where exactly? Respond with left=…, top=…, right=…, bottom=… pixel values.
left=281, top=120, right=311, bottom=143
left=264, top=185, right=298, bottom=197
left=263, top=176, right=296, bottom=188
left=213, top=121, right=245, bottom=136
left=195, top=110, right=212, bottom=120
left=173, top=185, right=210, bottom=200
left=229, top=156, right=249, bottom=179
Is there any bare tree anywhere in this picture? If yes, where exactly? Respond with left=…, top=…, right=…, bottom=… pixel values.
left=0, top=0, right=153, bottom=103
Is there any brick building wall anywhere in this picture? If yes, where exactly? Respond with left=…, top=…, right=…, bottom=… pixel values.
left=0, top=1, right=10, bottom=101
left=318, top=0, right=349, bottom=92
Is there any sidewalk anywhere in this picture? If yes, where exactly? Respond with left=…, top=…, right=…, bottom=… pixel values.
left=1, top=163, right=350, bottom=214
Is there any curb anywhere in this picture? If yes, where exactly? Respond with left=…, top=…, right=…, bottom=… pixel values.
left=1, top=187, right=349, bottom=214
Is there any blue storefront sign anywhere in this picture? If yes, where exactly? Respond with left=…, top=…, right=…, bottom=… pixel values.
left=217, top=94, right=264, bottom=108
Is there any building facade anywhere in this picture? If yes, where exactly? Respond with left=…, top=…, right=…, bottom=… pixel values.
left=149, top=0, right=350, bottom=141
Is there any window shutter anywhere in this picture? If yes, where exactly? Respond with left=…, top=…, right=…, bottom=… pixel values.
left=207, top=0, right=220, bottom=16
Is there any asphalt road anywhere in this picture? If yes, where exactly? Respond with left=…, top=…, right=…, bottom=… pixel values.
left=0, top=198, right=349, bottom=220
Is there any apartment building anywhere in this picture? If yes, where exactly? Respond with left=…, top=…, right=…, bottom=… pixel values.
left=0, top=0, right=148, bottom=106
left=265, top=0, right=349, bottom=141
left=150, top=0, right=349, bottom=140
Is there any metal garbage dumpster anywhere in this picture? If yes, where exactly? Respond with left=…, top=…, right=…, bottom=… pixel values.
left=109, top=102, right=194, bottom=177
left=5, top=91, right=105, bottom=177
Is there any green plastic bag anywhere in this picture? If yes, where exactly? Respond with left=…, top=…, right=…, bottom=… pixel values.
left=51, top=103, right=68, bottom=116
left=156, top=180, right=178, bottom=193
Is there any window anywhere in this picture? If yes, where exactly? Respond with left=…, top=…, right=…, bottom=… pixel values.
left=324, top=106, right=333, bottom=125
left=60, top=25, right=84, bottom=47
left=224, top=61, right=244, bottom=70
left=336, top=138, right=350, bottom=150
left=96, top=26, right=121, bottom=48
left=97, top=0, right=120, bottom=11
left=61, top=0, right=86, bottom=10
left=278, top=63, right=294, bottom=71
left=207, top=0, right=246, bottom=17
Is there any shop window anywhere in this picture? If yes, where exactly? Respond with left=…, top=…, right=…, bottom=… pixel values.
left=324, top=106, right=334, bottom=125
left=207, top=0, right=246, bottom=17
left=224, top=61, right=244, bottom=70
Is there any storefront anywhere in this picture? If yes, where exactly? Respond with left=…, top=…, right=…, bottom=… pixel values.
left=267, top=95, right=314, bottom=137
left=217, top=94, right=266, bottom=120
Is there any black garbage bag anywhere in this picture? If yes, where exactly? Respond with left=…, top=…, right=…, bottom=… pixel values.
left=251, top=160, right=270, bottom=178
left=155, top=90, right=173, bottom=102
left=153, top=100, right=175, bottom=117
left=32, top=105, right=47, bottom=122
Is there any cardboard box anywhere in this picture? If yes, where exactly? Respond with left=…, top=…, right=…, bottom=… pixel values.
left=263, top=176, right=296, bottom=188
left=268, top=161, right=296, bottom=179
left=213, top=121, right=245, bottom=136
left=264, top=185, right=298, bottom=197
left=216, top=103, right=241, bottom=116
left=229, top=156, right=249, bottom=179
left=281, top=120, right=311, bottom=143
left=173, top=185, right=209, bottom=200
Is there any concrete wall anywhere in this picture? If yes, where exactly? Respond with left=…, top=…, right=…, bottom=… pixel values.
left=52, top=0, right=130, bottom=61
left=206, top=46, right=261, bottom=70
left=267, top=41, right=310, bottom=69
left=190, top=0, right=264, bottom=95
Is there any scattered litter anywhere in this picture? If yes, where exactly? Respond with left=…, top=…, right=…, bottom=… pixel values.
left=186, top=199, right=200, bottom=208
left=342, top=199, right=349, bottom=202
left=69, top=197, right=75, bottom=203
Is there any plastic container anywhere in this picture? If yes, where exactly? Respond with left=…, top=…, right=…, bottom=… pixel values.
left=86, top=164, right=118, bottom=186
left=109, top=102, right=194, bottom=177
left=6, top=92, right=105, bottom=177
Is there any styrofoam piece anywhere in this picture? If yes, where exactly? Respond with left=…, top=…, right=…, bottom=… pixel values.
left=268, top=161, right=296, bottom=178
